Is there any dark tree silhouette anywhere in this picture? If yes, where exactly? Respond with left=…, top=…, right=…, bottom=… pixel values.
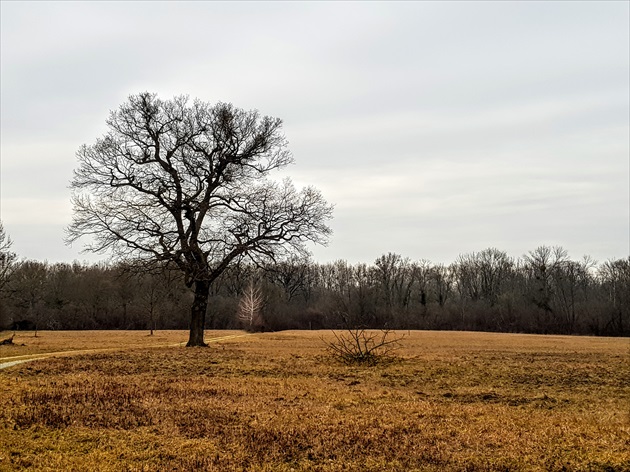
left=0, top=221, right=18, bottom=293
left=67, top=93, right=333, bottom=346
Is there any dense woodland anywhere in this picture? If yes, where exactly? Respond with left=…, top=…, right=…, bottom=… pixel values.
left=0, top=246, right=628, bottom=336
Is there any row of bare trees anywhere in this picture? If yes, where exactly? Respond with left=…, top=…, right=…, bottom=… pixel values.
left=307, top=250, right=629, bottom=335
left=0, top=260, right=189, bottom=332
left=1, top=233, right=628, bottom=336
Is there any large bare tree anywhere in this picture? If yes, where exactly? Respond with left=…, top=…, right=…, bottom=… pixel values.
left=67, top=93, right=333, bottom=346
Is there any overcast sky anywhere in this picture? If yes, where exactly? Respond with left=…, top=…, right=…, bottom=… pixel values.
left=1, top=1, right=628, bottom=266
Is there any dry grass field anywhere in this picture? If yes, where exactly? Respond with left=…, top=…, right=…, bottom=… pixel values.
left=0, top=330, right=628, bottom=471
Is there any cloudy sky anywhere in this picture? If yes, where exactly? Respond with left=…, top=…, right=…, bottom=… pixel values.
left=1, top=1, right=628, bottom=265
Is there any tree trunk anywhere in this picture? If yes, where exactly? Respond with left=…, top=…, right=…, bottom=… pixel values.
left=187, top=280, right=210, bottom=347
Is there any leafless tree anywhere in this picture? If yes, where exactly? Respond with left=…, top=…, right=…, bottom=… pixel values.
left=264, top=255, right=312, bottom=302
left=10, top=261, right=48, bottom=336
left=598, top=257, right=630, bottom=335
left=237, top=280, right=264, bottom=331
left=138, top=272, right=166, bottom=335
left=0, top=221, right=18, bottom=293
left=553, top=256, right=596, bottom=333
left=429, top=263, right=452, bottom=308
left=374, top=253, right=409, bottom=311
left=66, top=93, right=333, bottom=346
left=411, top=259, right=432, bottom=316
left=454, top=248, right=513, bottom=306
left=523, top=246, right=569, bottom=328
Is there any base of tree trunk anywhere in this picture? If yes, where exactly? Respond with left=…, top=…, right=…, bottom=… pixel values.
left=187, top=280, right=210, bottom=347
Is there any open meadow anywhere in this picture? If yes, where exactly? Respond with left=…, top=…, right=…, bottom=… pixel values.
left=0, top=330, right=628, bottom=471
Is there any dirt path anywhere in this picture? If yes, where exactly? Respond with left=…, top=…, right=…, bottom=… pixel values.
left=0, top=333, right=251, bottom=370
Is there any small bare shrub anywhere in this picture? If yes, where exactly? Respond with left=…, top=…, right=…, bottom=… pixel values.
left=324, top=328, right=405, bottom=365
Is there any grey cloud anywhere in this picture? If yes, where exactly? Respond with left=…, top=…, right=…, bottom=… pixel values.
left=1, top=1, right=627, bottom=264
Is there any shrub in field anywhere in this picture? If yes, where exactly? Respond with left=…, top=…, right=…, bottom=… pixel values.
left=324, top=328, right=404, bottom=365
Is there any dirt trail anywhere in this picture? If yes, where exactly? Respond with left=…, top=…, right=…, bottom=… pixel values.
left=0, top=333, right=251, bottom=370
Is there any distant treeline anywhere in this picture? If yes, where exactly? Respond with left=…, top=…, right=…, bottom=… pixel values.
left=0, top=247, right=628, bottom=336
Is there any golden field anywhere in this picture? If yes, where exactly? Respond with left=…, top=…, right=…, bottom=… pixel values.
left=0, top=330, right=628, bottom=471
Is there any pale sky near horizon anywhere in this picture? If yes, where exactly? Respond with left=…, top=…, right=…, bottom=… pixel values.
left=1, top=1, right=629, bottom=266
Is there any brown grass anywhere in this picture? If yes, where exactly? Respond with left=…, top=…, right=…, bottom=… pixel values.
left=0, top=330, right=246, bottom=359
left=0, top=330, right=628, bottom=471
